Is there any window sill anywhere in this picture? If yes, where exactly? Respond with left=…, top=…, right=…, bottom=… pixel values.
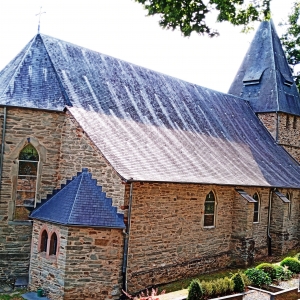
left=8, top=220, right=33, bottom=226
left=203, top=226, right=215, bottom=229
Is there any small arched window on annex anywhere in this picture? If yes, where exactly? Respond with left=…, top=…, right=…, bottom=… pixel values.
left=253, top=193, right=260, bottom=223
left=286, top=192, right=292, bottom=220
left=40, top=229, right=48, bottom=253
left=204, top=191, right=216, bottom=227
left=15, top=143, right=39, bottom=220
left=49, top=232, right=58, bottom=256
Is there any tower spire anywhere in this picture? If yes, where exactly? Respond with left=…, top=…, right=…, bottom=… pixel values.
left=36, top=6, right=46, bottom=34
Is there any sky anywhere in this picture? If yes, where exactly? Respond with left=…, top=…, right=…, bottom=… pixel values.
left=0, top=0, right=296, bottom=93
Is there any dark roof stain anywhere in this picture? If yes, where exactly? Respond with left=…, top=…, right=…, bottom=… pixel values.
left=229, top=20, right=300, bottom=116
left=30, top=168, right=125, bottom=228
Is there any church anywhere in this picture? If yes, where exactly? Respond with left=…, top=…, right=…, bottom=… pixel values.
left=0, top=20, right=300, bottom=300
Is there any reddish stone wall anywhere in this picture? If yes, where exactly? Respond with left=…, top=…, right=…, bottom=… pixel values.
left=29, top=221, right=67, bottom=300
left=64, top=227, right=124, bottom=300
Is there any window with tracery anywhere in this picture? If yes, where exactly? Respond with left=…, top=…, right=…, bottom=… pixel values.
left=40, top=230, right=48, bottom=252
left=204, top=191, right=216, bottom=227
left=49, top=233, right=58, bottom=256
left=15, top=144, right=39, bottom=220
left=253, top=193, right=260, bottom=223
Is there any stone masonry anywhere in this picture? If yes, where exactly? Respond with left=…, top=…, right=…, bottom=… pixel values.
left=0, top=107, right=125, bottom=280
left=29, top=221, right=124, bottom=300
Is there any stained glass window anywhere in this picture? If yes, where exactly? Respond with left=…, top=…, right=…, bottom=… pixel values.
left=15, top=144, right=39, bottom=220
left=204, top=191, right=215, bottom=227
left=253, top=193, right=260, bottom=223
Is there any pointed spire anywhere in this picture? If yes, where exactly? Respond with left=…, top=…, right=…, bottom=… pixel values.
left=229, top=20, right=300, bottom=116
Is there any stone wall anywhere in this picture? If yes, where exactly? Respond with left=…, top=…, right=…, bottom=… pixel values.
left=0, top=107, right=125, bottom=280
left=126, top=184, right=253, bottom=292
left=29, top=221, right=67, bottom=299
left=258, top=112, right=300, bottom=163
left=64, top=227, right=124, bottom=300
left=0, top=107, right=64, bottom=279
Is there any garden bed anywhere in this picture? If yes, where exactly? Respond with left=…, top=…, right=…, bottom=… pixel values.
left=248, top=285, right=299, bottom=300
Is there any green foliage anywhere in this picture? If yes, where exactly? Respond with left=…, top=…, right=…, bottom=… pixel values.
left=134, top=0, right=271, bottom=37
left=294, top=252, right=300, bottom=261
left=244, top=268, right=272, bottom=287
left=280, top=257, right=300, bottom=273
left=201, top=280, right=214, bottom=297
left=280, top=1, right=300, bottom=91
left=231, top=272, right=245, bottom=293
left=187, top=279, right=203, bottom=300
left=256, top=263, right=277, bottom=280
left=274, top=265, right=293, bottom=281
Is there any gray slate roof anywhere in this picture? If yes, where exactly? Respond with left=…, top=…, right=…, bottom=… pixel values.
left=30, top=168, right=125, bottom=228
left=229, top=20, right=300, bottom=116
left=1, top=30, right=300, bottom=187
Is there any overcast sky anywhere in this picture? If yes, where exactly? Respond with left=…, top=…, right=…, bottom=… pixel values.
left=0, top=0, right=295, bottom=93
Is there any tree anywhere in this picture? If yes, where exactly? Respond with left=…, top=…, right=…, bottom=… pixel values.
left=134, top=0, right=271, bottom=37
left=280, top=1, right=300, bottom=91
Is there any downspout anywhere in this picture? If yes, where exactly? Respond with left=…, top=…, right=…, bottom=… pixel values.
left=0, top=106, right=7, bottom=195
left=122, top=182, right=133, bottom=293
left=275, top=112, right=279, bottom=143
left=267, top=188, right=273, bottom=256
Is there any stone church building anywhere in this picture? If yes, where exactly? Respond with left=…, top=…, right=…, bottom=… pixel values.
left=1, top=20, right=300, bottom=299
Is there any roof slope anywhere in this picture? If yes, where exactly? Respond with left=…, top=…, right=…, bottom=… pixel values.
left=1, top=33, right=300, bottom=187
left=229, top=20, right=300, bottom=116
left=30, top=168, right=125, bottom=228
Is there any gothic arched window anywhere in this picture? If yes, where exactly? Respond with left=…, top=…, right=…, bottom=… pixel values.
left=286, top=192, right=292, bottom=220
left=49, top=233, right=58, bottom=256
left=40, top=230, right=48, bottom=253
left=204, top=191, right=216, bottom=227
left=253, top=193, right=260, bottom=223
left=15, top=144, right=39, bottom=220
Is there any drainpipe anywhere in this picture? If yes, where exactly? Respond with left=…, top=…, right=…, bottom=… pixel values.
left=267, top=188, right=273, bottom=256
left=275, top=112, right=279, bottom=143
left=122, top=182, right=133, bottom=293
left=0, top=107, right=7, bottom=195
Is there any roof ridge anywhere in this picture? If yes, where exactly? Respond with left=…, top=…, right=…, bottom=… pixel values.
left=67, top=171, right=85, bottom=224
left=39, top=34, right=72, bottom=107
left=0, top=35, right=37, bottom=101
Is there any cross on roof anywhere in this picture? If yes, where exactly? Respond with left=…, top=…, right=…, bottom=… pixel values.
left=36, top=6, right=46, bottom=33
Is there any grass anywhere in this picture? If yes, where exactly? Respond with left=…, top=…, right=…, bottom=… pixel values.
left=158, top=249, right=300, bottom=293
left=0, top=289, right=26, bottom=300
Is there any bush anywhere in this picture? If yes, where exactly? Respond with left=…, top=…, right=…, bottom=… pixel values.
left=256, top=263, right=277, bottom=280
left=201, top=281, right=213, bottom=297
left=280, top=257, right=300, bottom=273
left=244, top=268, right=271, bottom=287
left=188, top=279, right=203, bottom=300
left=274, top=265, right=293, bottom=281
left=231, top=273, right=245, bottom=293
left=294, top=252, right=300, bottom=261
left=201, top=277, right=235, bottom=298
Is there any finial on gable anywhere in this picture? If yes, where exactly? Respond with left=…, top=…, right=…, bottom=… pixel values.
left=36, top=6, right=46, bottom=34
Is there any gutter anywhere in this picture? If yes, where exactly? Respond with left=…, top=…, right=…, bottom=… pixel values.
left=0, top=106, right=7, bottom=195
left=122, top=182, right=133, bottom=293
left=267, top=188, right=274, bottom=256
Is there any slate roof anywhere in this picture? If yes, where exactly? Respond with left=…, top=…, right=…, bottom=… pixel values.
left=229, top=20, right=300, bottom=116
left=1, top=30, right=300, bottom=187
left=30, top=168, right=125, bottom=228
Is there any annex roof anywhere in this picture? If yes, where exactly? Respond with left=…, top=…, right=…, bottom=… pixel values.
left=30, top=168, right=125, bottom=228
left=1, top=31, right=300, bottom=187
left=229, top=20, right=300, bottom=116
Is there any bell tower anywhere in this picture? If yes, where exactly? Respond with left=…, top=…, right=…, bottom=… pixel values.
left=229, top=20, right=300, bottom=163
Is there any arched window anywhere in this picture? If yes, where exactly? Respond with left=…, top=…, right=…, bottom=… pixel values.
left=40, top=230, right=48, bottom=252
left=253, top=193, right=260, bottom=223
left=49, top=233, right=58, bottom=256
left=15, top=144, right=39, bottom=220
left=286, top=192, right=292, bottom=220
left=204, top=191, right=216, bottom=227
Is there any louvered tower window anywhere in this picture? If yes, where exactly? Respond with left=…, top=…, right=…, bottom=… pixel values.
left=15, top=144, right=39, bottom=220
